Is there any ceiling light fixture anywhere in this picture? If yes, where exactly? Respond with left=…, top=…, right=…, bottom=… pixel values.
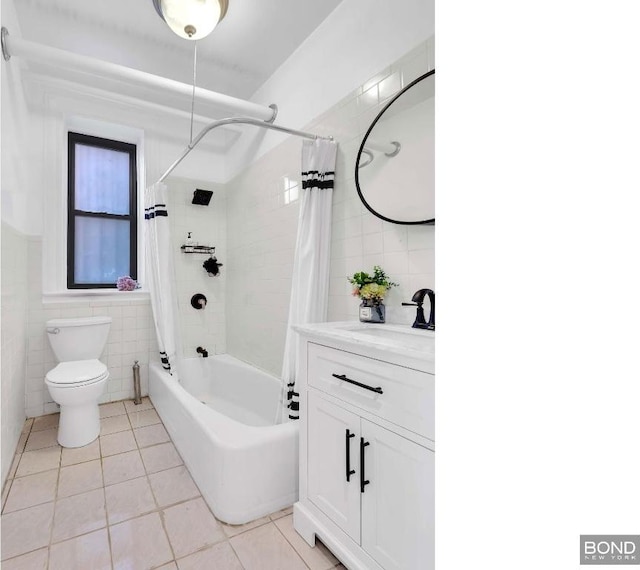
left=152, top=0, right=229, bottom=40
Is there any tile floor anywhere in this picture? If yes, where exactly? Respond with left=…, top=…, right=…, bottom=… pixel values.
left=1, top=398, right=345, bottom=570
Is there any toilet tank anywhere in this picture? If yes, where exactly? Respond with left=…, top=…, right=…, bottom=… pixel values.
left=46, top=316, right=112, bottom=362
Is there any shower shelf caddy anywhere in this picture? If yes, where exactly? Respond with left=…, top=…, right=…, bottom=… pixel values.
left=180, top=245, right=216, bottom=255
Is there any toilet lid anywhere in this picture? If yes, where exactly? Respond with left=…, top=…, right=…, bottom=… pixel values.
left=46, top=359, right=109, bottom=386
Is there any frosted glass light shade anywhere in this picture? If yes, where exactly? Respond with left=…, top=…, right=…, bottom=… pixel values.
left=156, top=0, right=228, bottom=40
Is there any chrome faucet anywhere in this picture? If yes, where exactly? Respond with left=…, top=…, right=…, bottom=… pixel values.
left=402, top=288, right=435, bottom=330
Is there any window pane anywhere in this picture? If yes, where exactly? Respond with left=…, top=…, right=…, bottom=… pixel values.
left=74, top=217, right=130, bottom=284
left=74, top=144, right=131, bottom=215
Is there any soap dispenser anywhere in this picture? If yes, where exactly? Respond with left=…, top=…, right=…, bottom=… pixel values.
left=185, top=232, right=194, bottom=252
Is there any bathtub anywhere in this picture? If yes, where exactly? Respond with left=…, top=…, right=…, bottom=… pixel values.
left=149, top=355, right=298, bottom=524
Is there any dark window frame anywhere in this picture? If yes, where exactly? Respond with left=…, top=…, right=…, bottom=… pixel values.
left=67, top=132, right=138, bottom=289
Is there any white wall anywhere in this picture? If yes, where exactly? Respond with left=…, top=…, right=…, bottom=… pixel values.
left=166, top=178, right=227, bottom=359
left=226, top=136, right=301, bottom=375
left=1, top=225, right=29, bottom=485
left=226, top=0, right=435, bottom=180
left=226, top=40, right=435, bottom=377
left=1, top=0, right=32, bottom=485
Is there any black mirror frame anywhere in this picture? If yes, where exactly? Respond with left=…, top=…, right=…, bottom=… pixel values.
left=354, top=69, right=435, bottom=225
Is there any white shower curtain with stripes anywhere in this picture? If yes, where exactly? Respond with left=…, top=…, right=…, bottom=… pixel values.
left=281, top=139, right=338, bottom=420
left=144, top=182, right=180, bottom=375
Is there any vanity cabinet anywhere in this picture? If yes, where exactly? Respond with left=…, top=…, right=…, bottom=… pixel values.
left=293, top=325, right=434, bottom=570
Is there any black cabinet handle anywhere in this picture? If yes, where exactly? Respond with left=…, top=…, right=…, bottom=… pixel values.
left=332, top=374, right=383, bottom=394
left=360, top=437, right=370, bottom=493
left=345, top=429, right=356, bottom=482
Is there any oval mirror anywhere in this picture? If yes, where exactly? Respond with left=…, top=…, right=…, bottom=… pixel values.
left=355, top=70, right=435, bottom=224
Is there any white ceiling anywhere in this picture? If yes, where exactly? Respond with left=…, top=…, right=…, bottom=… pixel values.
left=12, top=0, right=344, bottom=105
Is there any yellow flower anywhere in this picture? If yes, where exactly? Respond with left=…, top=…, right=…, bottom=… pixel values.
left=359, top=283, right=388, bottom=302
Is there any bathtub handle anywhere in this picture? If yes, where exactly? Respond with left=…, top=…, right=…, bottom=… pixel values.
left=360, top=437, right=370, bottom=493
left=345, top=429, right=356, bottom=482
left=332, top=374, right=383, bottom=395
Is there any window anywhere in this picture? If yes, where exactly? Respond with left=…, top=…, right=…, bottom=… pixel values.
left=67, top=132, right=137, bottom=289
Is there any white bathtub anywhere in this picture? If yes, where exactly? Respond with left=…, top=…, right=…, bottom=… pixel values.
left=149, top=355, right=298, bottom=524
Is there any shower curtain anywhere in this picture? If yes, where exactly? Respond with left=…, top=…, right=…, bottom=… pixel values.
left=144, top=182, right=179, bottom=374
left=281, top=139, right=338, bottom=420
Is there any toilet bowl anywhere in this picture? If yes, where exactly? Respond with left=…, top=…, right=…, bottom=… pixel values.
left=45, top=316, right=112, bottom=448
left=45, top=359, right=109, bottom=447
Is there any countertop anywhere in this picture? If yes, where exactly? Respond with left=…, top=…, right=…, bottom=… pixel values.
left=293, top=321, right=434, bottom=373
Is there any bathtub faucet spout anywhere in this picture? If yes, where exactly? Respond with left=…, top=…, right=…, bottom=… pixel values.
left=196, top=346, right=209, bottom=358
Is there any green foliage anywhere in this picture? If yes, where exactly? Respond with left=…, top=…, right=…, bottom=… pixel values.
left=348, top=266, right=398, bottom=302
left=348, top=265, right=398, bottom=288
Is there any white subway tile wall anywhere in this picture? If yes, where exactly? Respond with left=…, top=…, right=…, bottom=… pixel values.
left=226, top=137, right=302, bottom=376
left=226, top=39, right=435, bottom=377
left=1, top=223, right=30, bottom=481
left=165, top=178, right=227, bottom=359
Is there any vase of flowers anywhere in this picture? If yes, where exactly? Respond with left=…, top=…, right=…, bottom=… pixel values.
left=116, top=276, right=139, bottom=291
left=348, top=266, right=398, bottom=323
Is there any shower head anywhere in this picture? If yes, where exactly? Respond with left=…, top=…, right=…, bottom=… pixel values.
left=192, top=189, right=213, bottom=206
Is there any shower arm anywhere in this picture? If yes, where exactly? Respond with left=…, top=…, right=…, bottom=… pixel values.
left=157, top=114, right=333, bottom=184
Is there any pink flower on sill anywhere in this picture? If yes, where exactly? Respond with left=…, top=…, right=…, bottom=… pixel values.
left=116, top=276, right=138, bottom=291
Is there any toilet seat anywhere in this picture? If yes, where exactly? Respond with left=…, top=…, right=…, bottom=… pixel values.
left=46, top=359, right=109, bottom=388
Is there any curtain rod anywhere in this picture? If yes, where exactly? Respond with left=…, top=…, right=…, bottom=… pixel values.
left=157, top=115, right=334, bottom=184
left=1, top=27, right=276, bottom=122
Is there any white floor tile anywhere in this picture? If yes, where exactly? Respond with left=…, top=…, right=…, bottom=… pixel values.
left=148, top=465, right=199, bottom=508
left=105, top=476, right=157, bottom=524
left=0, top=547, right=48, bottom=570
left=1, top=502, right=54, bottom=560
left=15, top=446, right=61, bottom=478
left=57, top=460, right=103, bottom=498
left=51, top=488, right=106, bottom=543
left=163, top=498, right=226, bottom=559
left=24, top=427, right=59, bottom=452
left=229, top=522, right=308, bottom=570
left=49, top=528, right=111, bottom=570
left=274, top=514, right=340, bottom=570
left=133, top=424, right=170, bottom=448
left=100, top=414, right=132, bottom=435
left=3, top=469, right=58, bottom=513
left=102, top=450, right=146, bottom=486
left=100, top=430, right=137, bottom=457
left=31, top=414, right=59, bottom=432
left=177, top=541, right=243, bottom=570
left=99, top=401, right=127, bottom=418
left=109, top=512, right=174, bottom=570
left=128, top=408, right=161, bottom=429
left=140, top=442, right=182, bottom=474
left=8, top=453, right=21, bottom=479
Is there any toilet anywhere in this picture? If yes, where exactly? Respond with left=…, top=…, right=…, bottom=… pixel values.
left=45, top=316, right=112, bottom=448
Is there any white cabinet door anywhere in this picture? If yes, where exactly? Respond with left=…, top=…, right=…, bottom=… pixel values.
left=307, top=391, right=361, bottom=542
left=360, top=419, right=434, bottom=570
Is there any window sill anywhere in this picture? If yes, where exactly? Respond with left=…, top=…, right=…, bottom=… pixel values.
left=42, top=290, right=150, bottom=305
